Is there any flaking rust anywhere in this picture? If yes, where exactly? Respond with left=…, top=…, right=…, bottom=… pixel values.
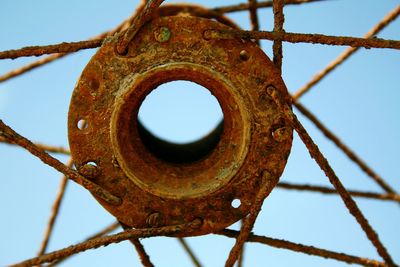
left=68, top=4, right=293, bottom=236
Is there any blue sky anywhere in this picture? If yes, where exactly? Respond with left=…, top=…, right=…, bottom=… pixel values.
left=0, top=0, right=399, bottom=266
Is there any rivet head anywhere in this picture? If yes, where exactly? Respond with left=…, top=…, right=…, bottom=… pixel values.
left=146, top=212, right=164, bottom=227
left=154, top=27, right=171, bottom=43
left=239, top=50, right=250, bottom=61
left=272, top=127, right=291, bottom=142
left=266, top=85, right=276, bottom=96
left=79, top=163, right=101, bottom=179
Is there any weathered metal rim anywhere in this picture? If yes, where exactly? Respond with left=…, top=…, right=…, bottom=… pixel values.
left=110, top=62, right=250, bottom=199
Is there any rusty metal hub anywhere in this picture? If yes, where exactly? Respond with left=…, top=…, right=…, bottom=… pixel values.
left=68, top=9, right=293, bottom=236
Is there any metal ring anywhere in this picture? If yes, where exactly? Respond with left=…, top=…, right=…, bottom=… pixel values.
left=68, top=12, right=293, bottom=236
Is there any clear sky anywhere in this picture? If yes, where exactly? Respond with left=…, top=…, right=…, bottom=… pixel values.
left=0, top=0, right=399, bottom=266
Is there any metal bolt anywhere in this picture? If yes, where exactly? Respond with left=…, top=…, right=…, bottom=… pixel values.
left=154, top=27, right=171, bottom=43
left=272, top=127, right=291, bottom=142
left=146, top=212, right=164, bottom=227
left=266, top=85, right=276, bottom=96
left=239, top=50, right=250, bottom=61
left=79, top=162, right=101, bottom=179
left=112, top=156, right=120, bottom=169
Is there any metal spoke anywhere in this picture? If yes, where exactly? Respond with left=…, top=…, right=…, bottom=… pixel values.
left=0, top=136, right=70, bottom=155
left=266, top=86, right=395, bottom=265
left=277, top=182, right=400, bottom=203
left=47, top=222, right=121, bottom=267
left=213, top=0, right=327, bottom=14
left=0, top=8, right=138, bottom=84
left=203, top=29, right=400, bottom=50
left=0, top=54, right=67, bottom=83
left=293, top=102, right=398, bottom=195
left=116, top=0, right=165, bottom=55
left=130, top=239, right=155, bottom=267
left=272, top=0, right=285, bottom=71
left=10, top=219, right=201, bottom=267
left=237, top=220, right=245, bottom=267
left=248, top=0, right=261, bottom=45
left=0, top=40, right=103, bottom=60
left=1, top=1, right=399, bottom=266
left=0, top=119, right=121, bottom=206
left=292, top=5, right=400, bottom=100
left=178, top=238, right=203, bottom=267
left=37, top=160, right=71, bottom=257
left=218, top=229, right=387, bottom=267
left=225, top=172, right=274, bottom=267
left=120, top=222, right=155, bottom=267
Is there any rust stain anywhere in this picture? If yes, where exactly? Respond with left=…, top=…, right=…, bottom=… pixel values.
left=68, top=5, right=293, bottom=236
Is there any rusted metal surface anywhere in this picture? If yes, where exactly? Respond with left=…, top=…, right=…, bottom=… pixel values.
left=203, top=29, right=400, bottom=50
left=277, top=182, right=400, bottom=202
left=0, top=39, right=103, bottom=59
left=292, top=5, right=400, bottom=101
left=272, top=0, right=285, bottom=71
left=218, top=230, right=388, bottom=267
left=0, top=136, right=70, bottom=154
left=266, top=87, right=395, bottom=265
left=0, top=119, right=121, bottom=206
left=11, top=219, right=201, bottom=267
left=68, top=12, right=293, bottom=236
left=213, top=0, right=328, bottom=13
left=37, top=160, right=71, bottom=257
left=225, top=172, right=275, bottom=266
left=293, top=101, right=398, bottom=195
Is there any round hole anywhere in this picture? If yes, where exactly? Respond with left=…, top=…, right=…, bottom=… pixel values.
left=79, top=161, right=100, bottom=179
left=231, top=199, right=241, bottom=208
left=85, top=161, right=97, bottom=167
left=137, top=80, right=224, bottom=163
left=77, top=119, right=88, bottom=130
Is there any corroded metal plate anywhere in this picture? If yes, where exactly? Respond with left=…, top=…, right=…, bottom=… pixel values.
left=68, top=14, right=292, bottom=236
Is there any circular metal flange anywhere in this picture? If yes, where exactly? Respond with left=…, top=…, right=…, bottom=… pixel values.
left=68, top=13, right=293, bottom=236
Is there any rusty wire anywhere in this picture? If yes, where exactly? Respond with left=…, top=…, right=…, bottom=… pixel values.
left=0, top=7, right=139, bottom=84
left=248, top=0, right=261, bottom=46
left=0, top=119, right=121, bottom=206
left=130, top=239, right=155, bottom=267
left=116, top=0, right=165, bottom=54
left=178, top=238, right=203, bottom=267
left=213, top=0, right=327, bottom=13
left=0, top=136, right=70, bottom=155
left=266, top=87, right=395, bottom=265
left=203, top=29, right=400, bottom=50
left=119, top=222, right=155, bottom=267
left=37, top=160, right=71, bottom=258
left=46, top=222, right=121, bottom=267
left=10, top=219, right=201, bottom=267
left=0, top=40, right=103, bottom=60
left=293, top=102, right=398, bottom=195
left=225, top=172, right=275, bottom=267
left=272, top=0, right=285, bottom=71
left=277, top=182, right=400, bottom=203
left=1, top=0, right=399, bottom=266
left=217, top=229, right=387, bottom=267
left=2, top=27, right=399, bottom=62
left=292, top=5, right=400, bottom=101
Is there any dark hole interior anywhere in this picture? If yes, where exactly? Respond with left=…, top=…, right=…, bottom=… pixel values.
left=137, top=120, right=224, bottom=164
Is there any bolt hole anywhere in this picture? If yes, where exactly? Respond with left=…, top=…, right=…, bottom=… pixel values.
left=77, top=119, right=88, bottom=130
left=231, top=198, right=241, bottom=209
left=85, top=161, right=97, bottom=167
